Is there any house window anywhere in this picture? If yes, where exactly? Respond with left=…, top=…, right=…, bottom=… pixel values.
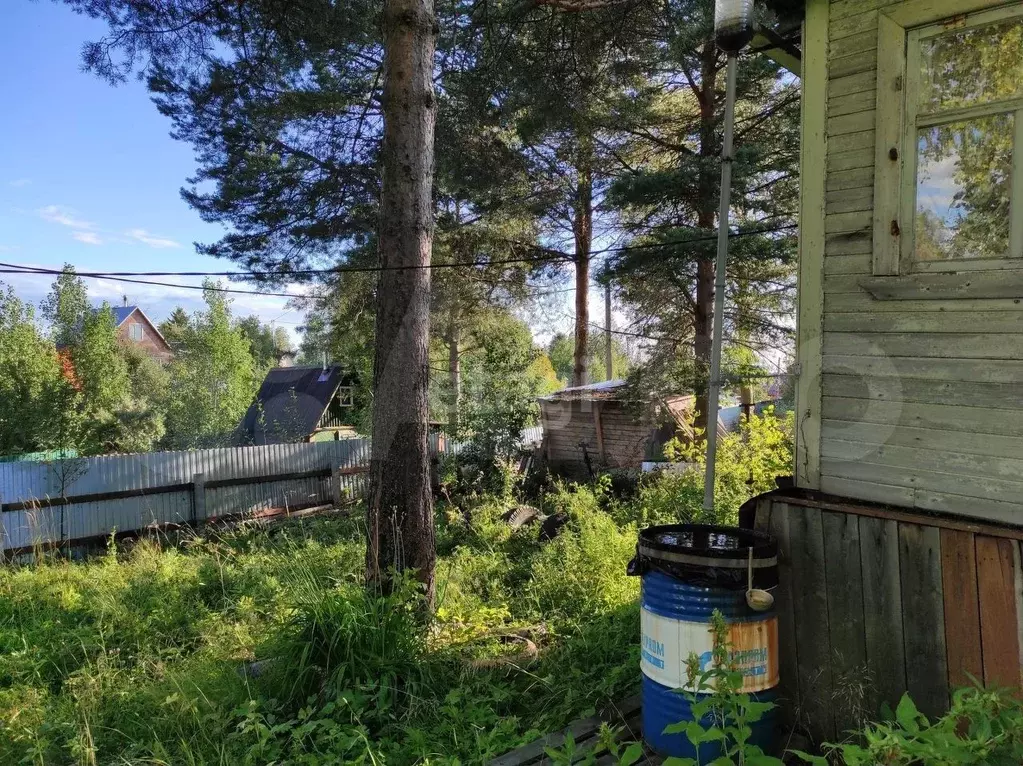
left=336, top=386, right=354, bottom=407
left=902, top=9, right=1023, bottom=269
left=129, top=323, right=145, bottom=341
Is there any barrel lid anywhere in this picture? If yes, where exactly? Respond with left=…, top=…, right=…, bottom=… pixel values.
left=638, top=524, right=777, bottom=562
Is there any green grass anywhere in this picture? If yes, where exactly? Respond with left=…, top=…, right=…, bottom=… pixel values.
left=0, top=487, right=644, bottom=765
left=0, top=411, right=793, bottom=764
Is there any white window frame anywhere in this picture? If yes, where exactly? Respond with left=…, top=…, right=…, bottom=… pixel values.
left=336, top=386, right=354, bottom=407
left=869, top=0, right=1023, bottom=285
left=900, top=5, right=1023, bottom=272
left=129, top=323, right=145, bottom=341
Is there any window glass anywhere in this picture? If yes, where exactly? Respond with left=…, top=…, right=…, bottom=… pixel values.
left=919, top=18, right=1023, bottom=112
left=914, top=114, right=1013, bottom=260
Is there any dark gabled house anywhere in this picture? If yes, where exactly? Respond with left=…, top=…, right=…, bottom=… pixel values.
left=237, top=365, right=358, bottom=445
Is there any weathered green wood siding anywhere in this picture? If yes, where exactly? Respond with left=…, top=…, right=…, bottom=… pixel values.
left=814, top=0, right=1023, bottom=523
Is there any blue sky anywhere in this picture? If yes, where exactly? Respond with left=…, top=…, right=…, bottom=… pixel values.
left=0, top=1, right=305, bottom=336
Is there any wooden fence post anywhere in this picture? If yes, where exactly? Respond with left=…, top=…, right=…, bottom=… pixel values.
left=331, top=465, right=344, bottom=508
left=192, top=473, right=205, bottom=525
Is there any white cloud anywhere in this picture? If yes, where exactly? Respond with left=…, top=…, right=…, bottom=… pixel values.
left=8, top=179, right=31, bottom=188
left=73, top=231, right=103, bottom=246
left=125, top=228, right=181, bottom=249
left=38, top=205, right=96, bottom=230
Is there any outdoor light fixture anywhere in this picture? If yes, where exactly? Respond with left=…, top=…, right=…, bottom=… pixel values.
left=714, top=0, right=755, bottom=52
left=703, top=1, right=754, bottom=512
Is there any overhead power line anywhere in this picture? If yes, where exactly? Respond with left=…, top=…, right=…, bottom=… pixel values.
left=0, top=222, right=797, bottom=298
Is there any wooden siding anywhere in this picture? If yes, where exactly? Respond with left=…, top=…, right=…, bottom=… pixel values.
left=756, top=494, right=1023, bottom=745
left=541, top=399, right=655, bottom=478
left=813, top=0, right=1023, bottom=523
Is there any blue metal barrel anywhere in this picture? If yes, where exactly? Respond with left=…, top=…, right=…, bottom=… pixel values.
left=629, top=524, right=779, bottom=760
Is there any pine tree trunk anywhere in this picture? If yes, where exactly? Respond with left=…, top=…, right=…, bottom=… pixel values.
left=693, top=40, right=719, bottom=437
left=366, top=0, right=437, bottom=602
left=572, top=137, right=594, bottom=388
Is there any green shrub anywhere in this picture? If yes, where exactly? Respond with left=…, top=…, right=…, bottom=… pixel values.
left=526, top=510, right=638, bottom=619
left=795, top=686, right=1023, bottom=765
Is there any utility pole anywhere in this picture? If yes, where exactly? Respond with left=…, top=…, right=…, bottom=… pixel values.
left=605, top=283, right=613, bottom=380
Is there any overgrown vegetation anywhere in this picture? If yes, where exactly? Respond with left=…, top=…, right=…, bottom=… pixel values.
left=0, top=410, right=791, bottom=763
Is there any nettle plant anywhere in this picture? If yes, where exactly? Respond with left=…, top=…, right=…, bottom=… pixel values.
left=793, top=685, right=1023, bottom=766
left=664, top=610, right=783, bottom=766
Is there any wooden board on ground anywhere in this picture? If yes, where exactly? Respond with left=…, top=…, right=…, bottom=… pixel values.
left=489, top=696, right=664, bottom=765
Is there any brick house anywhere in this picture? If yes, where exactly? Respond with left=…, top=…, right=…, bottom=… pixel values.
left=111, top=305, right=173, bottom=363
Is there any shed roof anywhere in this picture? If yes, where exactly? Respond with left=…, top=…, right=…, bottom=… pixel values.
left=237, top=365, right=353, bottom=445
left=539, top=379, right=630, bottom=402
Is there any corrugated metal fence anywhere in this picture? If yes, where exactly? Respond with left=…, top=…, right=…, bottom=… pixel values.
left=1, top=428, right=545, bottom=553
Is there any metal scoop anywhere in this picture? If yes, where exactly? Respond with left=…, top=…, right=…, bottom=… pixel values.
left=745, top=546, right=775, bottom=611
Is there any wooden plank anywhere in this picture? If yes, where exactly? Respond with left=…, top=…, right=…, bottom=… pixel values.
left=828, top=69, right=877, bottom=96
left=1014, top=542, right=1023, bottom=685
left=830, top=30, right=877, bottom=59
left=828, top=147, right=875, bottom=172
left=822, top=457, right=1023, bottom=508
left=871, top=13, right=906, bottom=277
left=831, top=0, right=891, bottom=22
left=821, top=420, right=1023, bottom=461
left=795, top=0, right=829, bottom=492
left=939, top=529, right=983, bottom=690
left=593, top=403, right=606, bottom=464
left=756, top=500, right=800, bottom=728
left=826, top=291, right=1023, bottom=313
left=822, top=396, right=1023, bottom=437
left=913, top=491, right=1023, bottom=528
left=825, top=331, right=1023, bottom=360
left=821, top=440, right=1023, bottom=484
left=1, top=482, right=193, bottom=513
left=976, top=536, right=1023, bottom=690
left=824, top=350, right=1023, bottom=382
left=829, top=89, right=877, bottom=118
left=860, top=271, right=1023, bottom=301
left=788, top=503, right=835, bottom=743
left=825, top=211, right=872, bottom=235
left=825, top=231, right=872, bottom=256
left=824, top=254, right=871, bottom=275
left=829, top=130, right=874, bottom=155
left=826, top=166, right=874, bottom=192
left=885, top=0, right=1014, bottom=27
left=859, top=514, right=907, bottom=717
left=824, top=373, right=1023, bottom=411
left=830, top=9, right=879, bottom=41
left=490, top=716, right=605, bottom=765
left=830, top=50, right=877, bottom=80
left=780, top=492, right=1023, bottom=543
left=826, top=186, right=872, bottom=215
left=822, top=510, right=867, bottom=737
left=825, top=311, right=1023, bottom=335
left=898, top=522, right=948, bottom=720
left=821, top=475, right=916, bottom=508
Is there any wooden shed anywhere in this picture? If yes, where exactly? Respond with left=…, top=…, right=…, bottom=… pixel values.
left=749, top=0, right=1023, bottom=746
left=538, top=380, right=713, bottom=478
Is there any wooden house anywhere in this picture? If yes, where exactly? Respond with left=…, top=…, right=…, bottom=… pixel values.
left=112, top=305, right=174, bottom=363
left=237, top=365, right=358, bottom=445
left=539, top=380, right=723, bottom=478
left=749, top=0, right=1023, bottom=746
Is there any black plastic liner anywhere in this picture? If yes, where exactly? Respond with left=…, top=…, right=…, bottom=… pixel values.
left=627, top=524, right=778, bottom=590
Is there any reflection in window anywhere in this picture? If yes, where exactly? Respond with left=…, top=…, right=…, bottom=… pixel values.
left=915, top=114, right=1012, bottom=261
left=919, top=18, right=1023, bottom=112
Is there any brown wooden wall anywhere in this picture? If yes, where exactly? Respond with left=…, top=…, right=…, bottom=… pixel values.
left=754, top=492, right=1023, bottom=745
left=541, top=399, right=654, bottom=478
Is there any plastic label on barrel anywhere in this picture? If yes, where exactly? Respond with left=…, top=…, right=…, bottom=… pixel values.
left=640, top=607, right=779, bottom=692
